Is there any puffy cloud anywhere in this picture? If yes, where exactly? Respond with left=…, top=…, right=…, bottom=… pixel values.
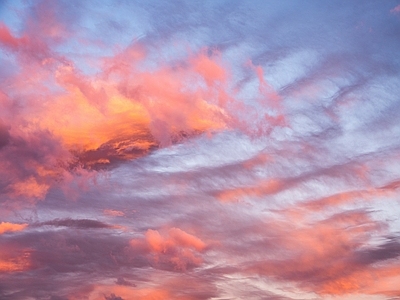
left=0, top=7, right=283, bottom=210
left=130, top=228, right=207, bottom=271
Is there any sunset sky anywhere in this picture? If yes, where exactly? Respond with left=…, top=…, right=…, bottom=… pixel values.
left=1, top=1, right=400, bottom=299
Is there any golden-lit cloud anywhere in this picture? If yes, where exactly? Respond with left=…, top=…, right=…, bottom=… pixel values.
left=0, top=222, right=28, bottom=234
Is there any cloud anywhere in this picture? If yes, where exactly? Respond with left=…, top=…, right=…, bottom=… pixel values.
left=1, top=0, right=400, bottom=299
left=104, top=209, right=125, bottom=217
left=115, top=277, right=136, bottom=287
left=104, top=294, right=124, bottom=300
left=35, top=218, right=117, bottom=230
left=0, top=243, right=31, bottom=273
left=390, top=4, right=400, bottom=14
left=0, top=6, right=284, bottom=210
left=223, top=208, right=400, bottom=296
left=0, top=119, right=10, bottom=149
left=0, top=224, right=216, bottom=299
left=130, top=227, right=207, bottom=271
left=0, top=127, right=73, bottom=208
left=0, top=222, right=27, bottom=234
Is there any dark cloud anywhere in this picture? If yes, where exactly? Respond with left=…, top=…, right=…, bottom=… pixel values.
left=0, top=119, right=10, bottom=149
left=354, top=237, right=400, bottom=265
left=50, top=296, right=69, bottom=300
left=104, top=294, right=124, bottom=300
left=35, top=218, right=116, bottom=229
left=115, top=277, right=136, bottom=287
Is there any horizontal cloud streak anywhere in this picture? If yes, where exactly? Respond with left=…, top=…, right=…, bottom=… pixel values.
left=34, top=218, right=117, bottom=229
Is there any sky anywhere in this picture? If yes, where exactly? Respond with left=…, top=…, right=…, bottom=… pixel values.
left=1, top=0, right=400, bottom=299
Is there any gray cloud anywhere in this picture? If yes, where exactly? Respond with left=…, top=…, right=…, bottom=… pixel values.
left=35, top=218, right=116, bottom=229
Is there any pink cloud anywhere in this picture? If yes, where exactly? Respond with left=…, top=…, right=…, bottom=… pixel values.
left=0, top=244, right=31, bottom=273
left=103, top=209, right=125, bottom=217
left=216, top=179, right=283, bottom=202
left=1, top=15, right=286, bottom=208
left=0, top=23, right=21, bottom=49
left=390, top=4, right=400, bottom=14
left=131, top=227, right=207, bottom=271
left=235, top=208, right=400, bottom=296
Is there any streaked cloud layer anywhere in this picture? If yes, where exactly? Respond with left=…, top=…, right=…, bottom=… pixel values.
left=1, top=0, right=400, bottom=299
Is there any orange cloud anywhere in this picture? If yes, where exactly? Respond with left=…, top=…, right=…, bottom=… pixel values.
left=1, top=9, right=289, bottom=208
left=300, top=186, right=396, bottom=211
left=103, top=209, right=125, bottom=217
left=0, top=222, right=28, bottom=234
left=86, top=272, right=217, bottom=300
left=0, top=260, right=23, bottom=272
left=241, top=207, right=400, bottom=297
left=0, top=248, right=31, bottom=273
left=0, top=35, right=249, bottom=205
left=216, top=179, right=283, bottom=202
left=14, top=48, right=234, bottom=169
left=11, top=176, right=50, bottom=200
left=131, top=227, right=207, bottom=271
left=146, top=229, right=165, bottom=253
left=168, top=227, right=206, bottom=251
left=88, top=284, right=186, bottom=300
